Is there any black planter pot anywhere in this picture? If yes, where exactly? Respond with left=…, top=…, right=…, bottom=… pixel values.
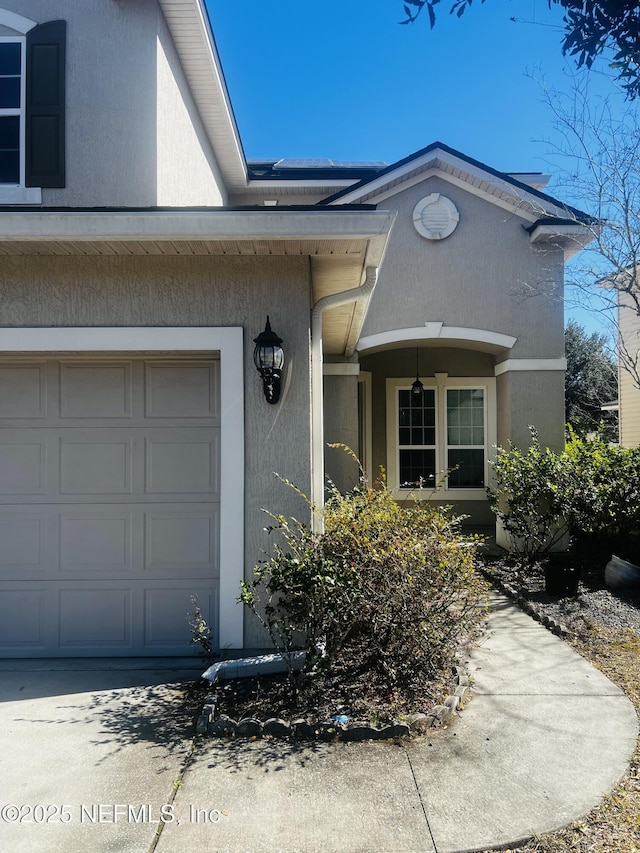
left=544, top=562, right=580, bottom=597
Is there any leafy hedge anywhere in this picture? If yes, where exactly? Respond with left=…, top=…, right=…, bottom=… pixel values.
left=489, top=429, right=640, bottom=564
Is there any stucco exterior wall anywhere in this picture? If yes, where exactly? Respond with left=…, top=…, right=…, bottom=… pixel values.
left=323, top=374, right=360, bottom=494
left=496, top=370, right=565, bottom=452
left=0, top=253, right=312, bottom=648
left=1, top=0, right=226, bottom=206
left=362, top=177, right=565, bottom=360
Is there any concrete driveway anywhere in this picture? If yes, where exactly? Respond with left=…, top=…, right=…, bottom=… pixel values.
left=0, top=659, right=203, bottom=853
left=1, top=596, right=637, bottom=853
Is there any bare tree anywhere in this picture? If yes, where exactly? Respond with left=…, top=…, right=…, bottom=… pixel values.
left=538, top=77, right=640, bottom=390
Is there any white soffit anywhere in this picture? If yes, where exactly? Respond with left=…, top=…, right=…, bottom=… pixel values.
left=158, top=0, right=247, bottom=191
left=0, top=209, right=395, bottom=254
left=528, top=222, right=597, bottom=259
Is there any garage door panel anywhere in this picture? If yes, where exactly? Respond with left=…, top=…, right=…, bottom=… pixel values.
left=0, top=511, right=47, bottom=577
left=0, top=587, right=47, bottom=649
left=0, top=364, right=47, bottom=419
left=144, top=585, right=218, bottom=651
left=60, top=436, right=133, bottom=495
left=0, top=434, right=47, bottom=495
left=60, top=362, right=132, bottom=419
left=59, top=511, right=133, bottom=575
left=145, top=432, right=219, bottom=495
left=144, top=508, right=219, bottom=574
left=145, top=362, right=219, bottom=419
left=58, top=587, right=132, bottom=649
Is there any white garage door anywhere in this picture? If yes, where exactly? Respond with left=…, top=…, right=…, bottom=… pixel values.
left=0, top=358, right=220, bottom=657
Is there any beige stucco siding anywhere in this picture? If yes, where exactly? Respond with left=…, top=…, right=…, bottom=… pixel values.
left=362, top=177, right=565, bottom=360
left=0, top=253, right=312, bottom=648
left=619, top=300, right=640, bottom=447
left=2, top=0, right=226, bottom=206
left=496, top=370, right=565, bottom=452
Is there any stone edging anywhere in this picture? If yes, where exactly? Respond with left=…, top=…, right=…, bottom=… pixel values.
left=196, top=667, right=472, bottom=742
left=480, top=566, right=570, bottom=638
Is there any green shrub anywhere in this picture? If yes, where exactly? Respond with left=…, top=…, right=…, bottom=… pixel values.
left=562, top=430, right=640, bottom=563
left=240, top=452, right=488, bottom=694
left=488, top=428, right=640, bottom=566
left=487, top=428, right=568, bottom=563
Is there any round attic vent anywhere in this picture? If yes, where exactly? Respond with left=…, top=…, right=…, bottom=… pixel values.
left=412, top=194, right=459, bottom=240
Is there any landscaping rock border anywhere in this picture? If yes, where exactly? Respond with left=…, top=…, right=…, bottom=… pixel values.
left=196, top=666, right=472, bottom=742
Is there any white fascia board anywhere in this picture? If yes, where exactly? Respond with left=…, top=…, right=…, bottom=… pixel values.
left=159, top=0, right=247, bottom=190
left=364, top=168, right=540, bottom=223
left=0, top=209, right=394, bottom=252
left=495, top=358, right=567, bottom=375
left=330, top=147, right=572, bottom=220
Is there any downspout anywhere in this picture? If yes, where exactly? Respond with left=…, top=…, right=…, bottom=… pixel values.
left=310, top=265, right=379, bottom=532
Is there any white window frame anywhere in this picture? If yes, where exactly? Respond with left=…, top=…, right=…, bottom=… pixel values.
left=0, top=36, right=25, bottom=185
left=0, top=27, right=41, bottom=204
left=385, top=374, right=496, bottom=501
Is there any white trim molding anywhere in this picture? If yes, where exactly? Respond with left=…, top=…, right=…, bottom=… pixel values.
left=0, top=9, right=37, bottom=34
left=495, top=358, right=567, bottom=376
left=358, top=324, right=517, bottom=354
left=0, top=326, right=245, bottom=650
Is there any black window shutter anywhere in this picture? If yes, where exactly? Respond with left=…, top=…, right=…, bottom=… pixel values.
left=25, top=20, right=66, bottom=188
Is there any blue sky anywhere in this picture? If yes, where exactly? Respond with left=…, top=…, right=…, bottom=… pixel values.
left=206, top=0, right=624, bottom=336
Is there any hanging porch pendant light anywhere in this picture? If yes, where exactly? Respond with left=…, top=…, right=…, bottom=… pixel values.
left=411, top=347, right=423, bottom=399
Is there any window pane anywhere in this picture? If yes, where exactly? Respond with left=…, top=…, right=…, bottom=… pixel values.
left=0, top=43, right=20, bottom=76
left=447, top=388, right=484, bottom=446
left=0, top=115, right=19, bottom=182
left=448, top=449, right=485, bottom=488
left=0, top=114, right=18, bottom=148
left=398, top=388, right=435, bottom=447
left=0, top=150, right=19, bottom=183
left=0, top=77, right=20, bottom=108
left=399, top=449, right=436, bottom=489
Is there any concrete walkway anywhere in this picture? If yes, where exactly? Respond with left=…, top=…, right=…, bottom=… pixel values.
left=0, top=594, right=637, bottom=853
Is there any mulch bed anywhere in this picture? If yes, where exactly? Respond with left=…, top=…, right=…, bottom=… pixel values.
left=207, top=658, right=455, bottom=730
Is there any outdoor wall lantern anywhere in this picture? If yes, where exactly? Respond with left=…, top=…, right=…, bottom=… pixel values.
left=253, top=316, right=285, bottom=404
left=411, top=347, right=424, bottom=399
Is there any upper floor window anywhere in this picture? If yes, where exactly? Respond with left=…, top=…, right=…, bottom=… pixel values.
left=0, top=14, right=65, bottom=202
left=0, top=38, right=24, bottom=185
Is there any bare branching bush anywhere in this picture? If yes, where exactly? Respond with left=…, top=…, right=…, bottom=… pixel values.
left=240, top=448, right=488, bottom=695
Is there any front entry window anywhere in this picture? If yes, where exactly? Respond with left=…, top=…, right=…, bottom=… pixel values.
left=387, top=376, right=495, bottom=499
left=398, top=387, right=436, bottom=488
left=446, top=388, right=485, bottom=488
